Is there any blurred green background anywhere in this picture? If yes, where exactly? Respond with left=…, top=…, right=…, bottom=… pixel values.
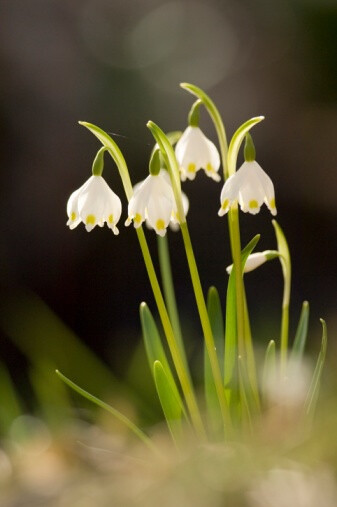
left=0, top=0, right=336, bottom=415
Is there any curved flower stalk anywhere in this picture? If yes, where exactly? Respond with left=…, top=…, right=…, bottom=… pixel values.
left=66, top=175, right=122, bottom=234
left=218, top=160, right=277, bottom=217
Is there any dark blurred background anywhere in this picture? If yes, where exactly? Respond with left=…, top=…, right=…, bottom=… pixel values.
left=0, top=0, right=336, bottom=401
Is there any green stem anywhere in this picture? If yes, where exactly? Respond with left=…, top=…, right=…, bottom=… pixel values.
left=280, top=301, right=290, bottom=375
left=242, top=288, right=260, bottom=411
left=79, top=122, right=205, bottom=439
left=180, top=222, right=231, bottom=433
left=272, top=220, right=291, bottom=377
left=147, top=120, right=230, bottom=434
left=227, top=206, right=246, bottom=360
left=56, top=370, right=160, bottom=456
left=280, top=260, right=291, bottom=375
left=136, top=229, right=205, bottom=438
left=157, top=236, right=188, bottom=371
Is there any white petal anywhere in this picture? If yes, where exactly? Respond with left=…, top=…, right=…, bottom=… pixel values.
left=103, top=187, right=122, bottom=224
left=78, top=177, right=107, bottom=223
left=226, top=252, right=268, bottom=274
left=175, top=126, right=220, bottom=180
left=238, top=171, right=265, bottom=214
left=218, top=170, right=245, bottom=216
left=253, top=162, right=277, bottom=215
left=127, top=175, right=153, bottom=227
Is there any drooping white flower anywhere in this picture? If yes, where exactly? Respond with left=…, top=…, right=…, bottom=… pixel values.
left=125, top=170, right=179, bottom=237
left=226, top=251, right=270, bottom=274
left=218, top=161, right=277, bottom=217
left=175, top=126, right=221, bottom=182
left=66, top=175, right=122, bottom=234
left=131, top=171, right=189, bottom=233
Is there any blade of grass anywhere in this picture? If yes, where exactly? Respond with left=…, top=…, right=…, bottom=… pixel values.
left=224, top=236, right=260, bottom=409
left=157, top=236, right=188, bottom=371
left=0, top=362, right=22, bottom=434
left=272, top=220, right=291, bottom=375
left=205, top=286, right=225, bottom=436
left=56, top=370, right=161, bottom=456
left=0, top=289, right=121, bottom=397
left=140, top=303, right=187, bottom=420
left=30, top=360, right=71, bottom=431
left=238, top=356, right=253, bottom=434
left=304, top=319, right=327, bottom=418
left=153, top=360, right=183, bottom=446
left=262, top=340, right=276, bottom=404
left=291, top=301, right=309, bottom=362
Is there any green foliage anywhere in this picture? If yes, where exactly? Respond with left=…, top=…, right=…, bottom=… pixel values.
left=140, top=303, right=186, bottom=421
left=153, top=360, right=183, bottom=445
left=262, top=340, right=276, bottom=403
left=305, top=319, right=328, bottom=418
left=0, top=362, right=22, bottom=434
left=291, top=301, right=310, bottom=362
left=205, top=287, right=225, bottom=436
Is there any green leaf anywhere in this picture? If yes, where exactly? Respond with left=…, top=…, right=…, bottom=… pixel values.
left=272, top=220, right=291, bottom=289
left=153, top=360, right=183, bottom=445
left=238, top=356, right=253, bottom=433
left=224, top=235, right=260, bottom=388
left=291, top=301, right=309, bottom=361
left=262, top=340, right=276, bottom=403
left=140, top=303, right=186, bottom=418
left=304, top=319, right=327, bottom=418
left=56, top=370, right=160, bottom=456
left=224, top=266, right=237, bottom=391
left=272, top=220, right=291, bottom=373
left=224, top=235, right=260, bottom=414
left=30, top=360, right=71, bottom=430
left=0, top=289, right=122, bottom=400
left=227, top=117, right=264, bottom=177
left=205, top=287, right=225, bottom=436
left=241, top=235, right=261, bottom=270
left=0, top=362, right=22, bottom=434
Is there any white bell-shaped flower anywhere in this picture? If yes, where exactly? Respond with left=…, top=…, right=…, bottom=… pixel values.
left=125, top=170, right=178, bottom=237
left=226, top=251, right=270, bottom=275
left=131, top=172, right=189, bottom=233
left=66, top=175, right=122, bottom=234
left=218, top=161, right=277, bottom=217
left=175, top=126, right=221, bottom=182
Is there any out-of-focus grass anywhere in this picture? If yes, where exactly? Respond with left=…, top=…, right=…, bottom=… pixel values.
left=0, top=289, right=162, bottom=435
left=0, top=289, right=336, bottom=506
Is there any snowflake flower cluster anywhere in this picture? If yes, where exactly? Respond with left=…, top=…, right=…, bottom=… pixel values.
left=66, top=125, right=276, bottom=238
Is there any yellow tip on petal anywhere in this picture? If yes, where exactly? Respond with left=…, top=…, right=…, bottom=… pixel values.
left=249, top=200, right=259, bottom=209
left=221, top=199, right=229, bottom=210
left=269, top=198, right=276, bottom=209
left=86, top=214, right=96, bottom=225
left=187, top=163, right=196, bottom=173
left=70, top=212, right=77, bottom=221
left=134, top=213, right=142, bottom=224
left=108, top=214, right=114, bottom=224
left=206, top=163, right=213, bottom=172
left=156, top=219, right=165, bottom=231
